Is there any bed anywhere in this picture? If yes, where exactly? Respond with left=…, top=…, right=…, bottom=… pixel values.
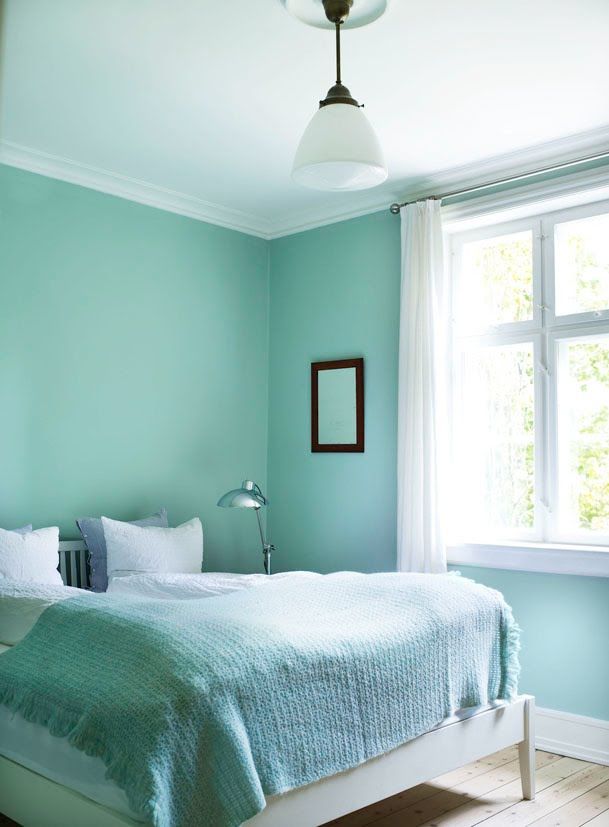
left=0, top=541, right=535, bottom=827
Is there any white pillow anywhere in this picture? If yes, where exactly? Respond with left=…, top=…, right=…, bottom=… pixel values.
left=0, top=580, right=81, bottom=645
left=102, top=517, right=203, bottom=581
left=0, top=526, right=62, bottom=585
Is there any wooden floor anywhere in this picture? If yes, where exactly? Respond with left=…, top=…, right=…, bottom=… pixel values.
left=322, top=748, right=609, bottom=827
left=0, top=748, right=607, bottom=827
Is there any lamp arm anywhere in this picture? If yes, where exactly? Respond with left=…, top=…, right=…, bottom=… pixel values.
left=255, top=507, right=273, bottom=576
left=255, top=506, right=266, bottom=549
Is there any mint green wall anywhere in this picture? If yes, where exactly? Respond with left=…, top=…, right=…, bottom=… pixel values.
left=453, top=567, right=609, bottom=719
left=0, top=165, right=269, bottom=572
left=268, top=212, right=400, bottom=573
left=267, top=209, right=609, bottom=720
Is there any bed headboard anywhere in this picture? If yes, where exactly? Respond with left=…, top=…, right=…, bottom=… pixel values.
left=58, top=540, right=90, bottom=589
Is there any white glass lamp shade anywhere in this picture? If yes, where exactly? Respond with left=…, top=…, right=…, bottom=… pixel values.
left=292, top=103, right=387, bottom=191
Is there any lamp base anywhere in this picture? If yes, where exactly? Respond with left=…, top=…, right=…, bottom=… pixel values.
left=279, top=0, right=388, bottom=29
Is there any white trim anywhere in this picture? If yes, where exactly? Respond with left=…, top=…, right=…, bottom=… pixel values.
left=272, top=126, right=609, bottom=238
left=274, top=126, right=609, bottom=238
left=1, top=126, right=609, bottom=240
left=0, top=140, right=274, bottom=240
left=442, top=166, right=609, bottom=230
left=448, top=541, right=609, bottom=577
left=536, top=707, right=609, bottom=766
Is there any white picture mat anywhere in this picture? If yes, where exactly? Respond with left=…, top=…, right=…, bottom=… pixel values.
left=317, top=367, right=357, bottom=444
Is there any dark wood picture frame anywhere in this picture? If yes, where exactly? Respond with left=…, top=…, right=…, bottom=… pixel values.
left=311, top=358, right=364, bottom=453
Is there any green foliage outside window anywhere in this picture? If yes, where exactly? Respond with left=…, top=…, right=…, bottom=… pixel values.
left=458, top=217, right=609, bottom=539
left=568, top=341, right=609, bottom=532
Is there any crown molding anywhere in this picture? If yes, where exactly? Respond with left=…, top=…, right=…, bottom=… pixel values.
left=0, top=140, right=273, bottom=239
left=2, top=126, right=609, bottom=241
left=269, top=124, right=609, bottom=238
left=441, top=165, right=609, bottom=232
left=268, top=194, right=392, bottom=239
left=401, top=123, right=609, bottom=203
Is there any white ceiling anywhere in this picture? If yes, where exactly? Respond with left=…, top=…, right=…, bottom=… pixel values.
left=1, top=0, right=609, bottom=237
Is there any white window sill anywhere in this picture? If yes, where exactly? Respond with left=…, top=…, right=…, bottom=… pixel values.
left=447, top=541, right=609, bottom=578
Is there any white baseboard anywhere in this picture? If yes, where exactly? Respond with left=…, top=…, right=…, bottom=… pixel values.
left=536, top=707, right=609, bottom=766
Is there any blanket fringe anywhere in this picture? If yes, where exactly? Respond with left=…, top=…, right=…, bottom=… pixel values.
left=0, top=680, right=159, bottom=825
left=499, top=604, right=521, bottom=700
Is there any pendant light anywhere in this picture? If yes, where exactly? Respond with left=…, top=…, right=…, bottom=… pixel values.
left=291, top=0, right=387, bottom=191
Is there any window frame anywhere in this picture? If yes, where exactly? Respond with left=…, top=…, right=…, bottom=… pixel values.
left=548, top=325, right=609, bottom=547
left=451, top=216, right=543, bottom=337
left=452, top=332, right=542, bottom=544
left=543, top=199, right=609, bottom=328
left=448, top=199, right=609, bottom=574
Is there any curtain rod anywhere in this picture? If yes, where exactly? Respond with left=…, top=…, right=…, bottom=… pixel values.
left=389, top=149, right=609, bottom=214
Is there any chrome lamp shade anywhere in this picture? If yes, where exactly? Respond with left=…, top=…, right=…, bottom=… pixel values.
left=217, top=480, right=274, bottom=574
left=217, top=480, right=266, bottom=509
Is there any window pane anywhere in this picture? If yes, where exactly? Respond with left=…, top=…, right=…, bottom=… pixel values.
left=557, top=337, right=609, bottom=535
left=458, top=230, right=534, bottom=330
left=555, top=212, right=609, bottom=316
left=454, top=343, right=535, bottom=539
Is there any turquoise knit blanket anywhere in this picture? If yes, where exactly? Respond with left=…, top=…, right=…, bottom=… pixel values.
left=0, top=572, right=519, bottom=827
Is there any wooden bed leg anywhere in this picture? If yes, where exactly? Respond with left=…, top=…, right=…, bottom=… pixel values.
left=518, top=695, right=536, bottom=800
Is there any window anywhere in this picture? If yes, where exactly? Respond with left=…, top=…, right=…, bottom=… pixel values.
left=450, top=200, right=609, bottom=547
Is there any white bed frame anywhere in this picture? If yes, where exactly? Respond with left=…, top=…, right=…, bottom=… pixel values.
left=58, top=540, right=90, bottom=589
left=0, top=695, right=535, bottom=827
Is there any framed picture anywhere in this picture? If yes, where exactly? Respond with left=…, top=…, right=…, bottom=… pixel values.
left=311, top=358, right=364, bottom=453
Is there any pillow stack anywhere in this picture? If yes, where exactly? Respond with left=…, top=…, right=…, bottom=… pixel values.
left=0, top=511, right=205, bottom=593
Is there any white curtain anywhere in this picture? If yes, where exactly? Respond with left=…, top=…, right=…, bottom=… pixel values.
left=397, top=199, right=448, bottom=573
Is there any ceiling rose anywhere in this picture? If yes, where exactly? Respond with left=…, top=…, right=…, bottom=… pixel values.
left=280, top=0, right=389, bottom=29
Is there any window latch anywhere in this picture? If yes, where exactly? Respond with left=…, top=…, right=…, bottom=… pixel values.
left=537, top=361, right=550, bottom=376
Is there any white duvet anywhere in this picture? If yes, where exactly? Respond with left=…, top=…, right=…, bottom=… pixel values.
left=107, top=570, right=320, bottom=599
left=0, top=580, right=81, bottom=645
left=0, top=572, right=320, bottom=645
